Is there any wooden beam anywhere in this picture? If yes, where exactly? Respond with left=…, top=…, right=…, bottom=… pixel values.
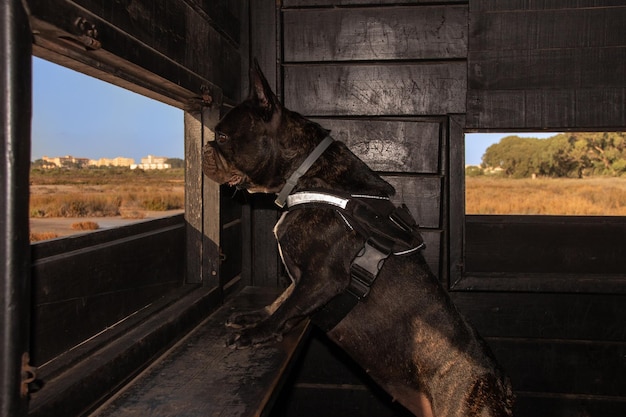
left=0, top=1, right=32, bottom=416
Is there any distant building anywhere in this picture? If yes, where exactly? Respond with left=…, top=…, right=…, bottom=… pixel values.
left=130, top=155, right=171, bottom=170
left=42, top=155, right=90, bottom=168
left=89, top=157, right=135, bottom=167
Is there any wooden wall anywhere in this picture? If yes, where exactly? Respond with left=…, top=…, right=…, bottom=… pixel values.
left=457, top=2, right=626, bottom=415
left=466, top=1, right=626, bottom=130
left=261, top=0, right=469, bottom=415
left=26, top=0, right=248, bottom=357
left=279, top=0, right=469, bottom=281
left=254, top=1, right=626, bottom=416
left=25, top=1, right=249, bottom=415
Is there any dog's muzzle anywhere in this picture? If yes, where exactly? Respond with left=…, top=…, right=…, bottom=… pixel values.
left=202, top=143, right=246, bottom=187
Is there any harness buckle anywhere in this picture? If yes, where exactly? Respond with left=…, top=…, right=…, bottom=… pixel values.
left=347, top=239, right=391, bottom=300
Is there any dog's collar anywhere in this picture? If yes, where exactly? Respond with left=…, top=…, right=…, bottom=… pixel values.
left=274, top=136, right=334, bottom=208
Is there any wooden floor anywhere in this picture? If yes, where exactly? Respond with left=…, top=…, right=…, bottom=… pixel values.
left=89, top=287, right=310, bottom=417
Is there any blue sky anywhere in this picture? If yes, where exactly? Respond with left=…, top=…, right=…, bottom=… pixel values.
left=465, top=132, right=558, bottom=165
left=32, top=56, right=557, bottom=166
left=31, top=57, right=184, bottom=163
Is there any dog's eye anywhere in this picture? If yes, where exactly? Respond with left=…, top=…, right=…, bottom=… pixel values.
left=216, top=132, right=229, bottom=144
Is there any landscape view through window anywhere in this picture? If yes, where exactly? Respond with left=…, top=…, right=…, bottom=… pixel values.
left=465, top=132, right=626, bottom=215
left=30, top=58, right=185, bottom=242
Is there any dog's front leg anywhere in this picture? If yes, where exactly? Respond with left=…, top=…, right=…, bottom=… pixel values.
left=227, top=260, right=345, bottom=349
left=226, top=283, right=294, bottom=329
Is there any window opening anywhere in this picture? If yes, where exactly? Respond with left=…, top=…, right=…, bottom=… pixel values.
left=465, top=132, right=626, bottom=216
left=30, top=57, right=184, bottom=242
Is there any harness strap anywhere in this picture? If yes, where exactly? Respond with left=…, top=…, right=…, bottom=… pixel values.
left=285, top=190, right=425, bottom=332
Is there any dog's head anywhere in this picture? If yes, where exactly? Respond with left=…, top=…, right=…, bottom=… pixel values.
left=202, top=60, right=316, bottom=193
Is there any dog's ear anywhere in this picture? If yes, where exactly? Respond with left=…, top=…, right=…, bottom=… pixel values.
left=249, top=58, right=281, bottom=121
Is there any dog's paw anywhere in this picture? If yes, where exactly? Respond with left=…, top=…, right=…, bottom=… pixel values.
left=225, top=309, right=269, bottom=329
left=226, top=328, right=283, bottom=349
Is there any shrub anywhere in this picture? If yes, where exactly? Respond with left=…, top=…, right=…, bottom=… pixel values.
left=71, top=221, right=100, bottom=231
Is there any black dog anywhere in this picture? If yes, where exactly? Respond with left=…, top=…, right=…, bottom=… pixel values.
left=202, top=61, right=513, bottom=417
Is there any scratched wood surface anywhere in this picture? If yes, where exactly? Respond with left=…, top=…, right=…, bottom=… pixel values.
left=90, top=287, right=309, bottom=417
left=312, top=118, right=442, bottom=174
left=283, top=6, right=467, bottom=61
left=284, top=63, right=467, bottom=116
left=467, top=2, right=626, bottom=129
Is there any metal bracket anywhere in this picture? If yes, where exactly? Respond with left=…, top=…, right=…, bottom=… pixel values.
left=20, top=352, right=37, bottom=398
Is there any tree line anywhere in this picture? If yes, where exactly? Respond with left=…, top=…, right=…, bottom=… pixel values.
left=476, top=132, right=626, bottom=178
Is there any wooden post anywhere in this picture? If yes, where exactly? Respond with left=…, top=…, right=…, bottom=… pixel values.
left=184, top=94, right=222, bottom=287
left=0, top=1, right=32, bottom=416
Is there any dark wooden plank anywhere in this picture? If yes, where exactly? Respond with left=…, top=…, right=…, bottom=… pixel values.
left=272, top=384, right=413, bottom=417
left=464, top=216, right=626, bottom=274
left=30, top=220, right=185, bottom=364
left=487, top=338, right=626, bottom=397
left=221, top=220, right=243, bottom=286
left=470, top=6, right=626, bottom=51
left=28, top=0, right=241, bottom=103
left=29, top=286, right=222, bottom=417
left=471, top=0, right=625, bottom=12
left=287, top=329, right=371, bottom=386
left=467, top=88, right=626, bottom=129
left=31, top=282, right=180, bottom=366
left=35, top=286, right=199, bottom=381
left=312, top=118, right=441, bottom=173
left=249, top=2, right=281, bottom=287
left=467, top=4, right=626, bottom=130
left=469, top=48, right=626, bottom=90
left=452, top=292, right=626, bottom=342
left=448, top=115, right=465, bottom=288
left=89, top=287, right=310, bottom=417
left=251, top=195, right=282, bottom=287
left=284, top=63, right=467, bottom=116
left=30, top=214, right=184, bottom=259
left=250, top=0, right=277, bottom=97
left=177, top=0, right=242, bottom=44
left=513, top=391, right=626, bottom=417
left=284, top=0, right=465, bottom=6
left=31, top=222, right=185, bottom=303
left=283, top=6, right=467, bottom=62
left=384, top=176, right=442, bottom=229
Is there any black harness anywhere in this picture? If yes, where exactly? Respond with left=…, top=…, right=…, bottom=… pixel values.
left=285, top=190, right=425, bottom=331
left=275, top=135, right=426, bottom=331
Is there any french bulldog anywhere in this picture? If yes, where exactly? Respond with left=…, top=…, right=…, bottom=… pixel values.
left=202, top=60, right=513, bottom=417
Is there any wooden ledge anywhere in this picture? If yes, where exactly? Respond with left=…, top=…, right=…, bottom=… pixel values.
left=89, top=286, right=311, bottom=417
left=29, top=285, right=221, bottom=417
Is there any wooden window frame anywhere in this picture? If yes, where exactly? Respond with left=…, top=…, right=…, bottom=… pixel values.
left=448, top=116, right=626, bottom=294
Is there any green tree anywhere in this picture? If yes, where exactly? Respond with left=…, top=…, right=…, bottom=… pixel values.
left=480, top=132, right=626, bottom=178
left=482, top=136, right=544, bottom=178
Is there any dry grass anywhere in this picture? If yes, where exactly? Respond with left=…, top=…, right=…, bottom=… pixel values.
left=29, top=231, right=60, bottom=242
left=30, top=168, right=184, bottom=217
left=71, top=221, right=100, bottom=231
left=466, top=177, right=626, bottom=215
left=30, top=184, right=184, bottom=218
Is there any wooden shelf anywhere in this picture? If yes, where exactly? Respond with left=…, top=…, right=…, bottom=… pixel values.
left=89, top=286, right=310, bottom=417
